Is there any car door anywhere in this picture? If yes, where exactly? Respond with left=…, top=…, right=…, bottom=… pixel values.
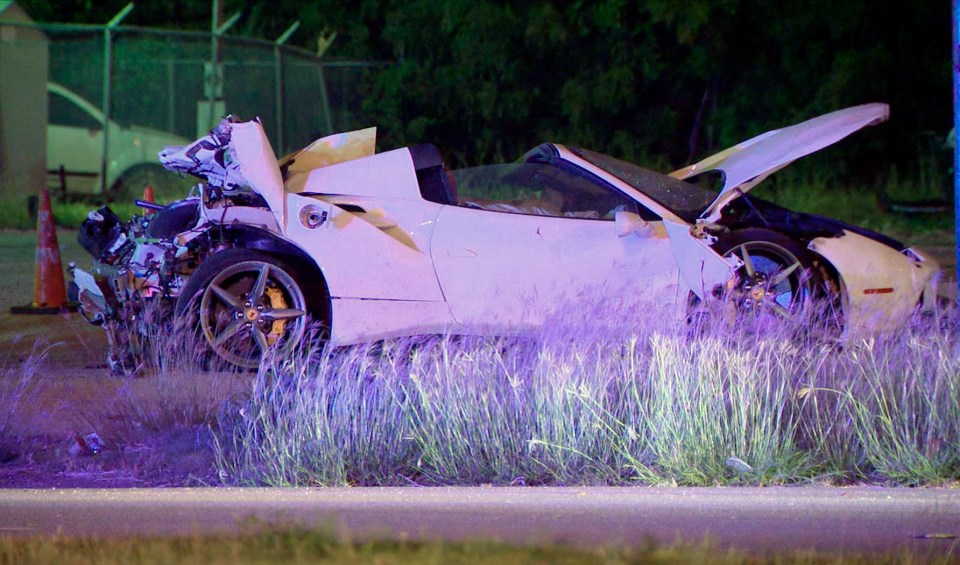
left=430, top=162, right=684, bottom=332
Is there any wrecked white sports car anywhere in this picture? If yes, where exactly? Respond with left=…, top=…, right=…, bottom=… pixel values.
left=72, top=104, right=940, bottom=371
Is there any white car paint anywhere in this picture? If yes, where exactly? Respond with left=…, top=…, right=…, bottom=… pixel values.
left=662, top=220, right=741, bottom=300
left=808, top=231, right=940, bottom=333
left=150, top=110, right=938, bottom=349
left=224, top=124, right=717, bottom=336
left=284, top=189, right=446, bottom=302
left=231, top=119, right=287, bottom=225
left=431, top=206, right=684, bottom=331
left=224, top=123, right=722, bottom=340
left=671, top=103, right=890, bottom=222
left=279, top=147, right=448, bottom=303
left=329, top=298, right=456, bottom=345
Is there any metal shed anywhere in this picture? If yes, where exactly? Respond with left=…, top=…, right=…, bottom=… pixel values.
left=0, top=1, right=48, bottom=197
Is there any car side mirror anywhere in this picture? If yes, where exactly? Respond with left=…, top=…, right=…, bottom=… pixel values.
left=615, top=210, right=652, bottom=238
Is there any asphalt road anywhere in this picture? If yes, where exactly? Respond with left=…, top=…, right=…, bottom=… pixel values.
left=1, top=487, right=959, bottom=555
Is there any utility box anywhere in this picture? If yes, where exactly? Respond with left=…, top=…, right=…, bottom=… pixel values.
left=0, top=1, right=48, bottom=198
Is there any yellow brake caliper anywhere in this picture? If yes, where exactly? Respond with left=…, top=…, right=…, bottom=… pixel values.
left=264, top=287, right=288, bottom=345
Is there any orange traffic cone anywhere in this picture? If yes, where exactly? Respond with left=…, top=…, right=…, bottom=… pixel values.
left=10, top=189, right=77, bottom=314
left=142, top=184, right=156, bottom=215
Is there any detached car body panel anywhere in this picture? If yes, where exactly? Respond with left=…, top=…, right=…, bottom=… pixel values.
left=71, top=106, right=941, bottom=371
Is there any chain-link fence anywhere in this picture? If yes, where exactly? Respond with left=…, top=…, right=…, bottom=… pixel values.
left=1, top=17, right=378, bottom=199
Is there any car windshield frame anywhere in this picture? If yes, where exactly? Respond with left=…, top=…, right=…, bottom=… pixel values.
left=567, top=147, right=718, bottom=223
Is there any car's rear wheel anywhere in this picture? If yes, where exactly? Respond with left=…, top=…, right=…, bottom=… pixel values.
left=176, top=249, right=310, bottom=369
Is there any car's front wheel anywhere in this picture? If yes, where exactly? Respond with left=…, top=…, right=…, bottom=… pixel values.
left=176, top=249, right=310, bottom=369
left=715, top=229, right=815, bottom=321
left=688, top=228, right=823, bottom=331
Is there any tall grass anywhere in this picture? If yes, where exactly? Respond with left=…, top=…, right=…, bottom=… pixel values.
left=798, top=325, right=960, bottom=485
left=213, top=302, right=960, bottom=487
left=214, top=331, right=415, bottom=486
left=72, top=308, right=248, bottom=448
left=0, top=338, right=51, bottom=439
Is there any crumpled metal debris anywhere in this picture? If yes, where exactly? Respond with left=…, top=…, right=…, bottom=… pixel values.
left=158, top=116, right=248, bottom=189
left=69, top=432, right=104, bottom=457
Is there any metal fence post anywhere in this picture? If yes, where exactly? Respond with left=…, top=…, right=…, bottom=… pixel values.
left=207, top=1, right=240, bottom=133
left=208, top=0, right=220, bottom=132
left=100, top=2, right=134, bottom=198
left=274, top=21, right=300, bottom=154
left=317, top=32, right=338, bottom=136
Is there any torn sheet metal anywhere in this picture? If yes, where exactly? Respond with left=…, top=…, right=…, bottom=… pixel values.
left=230, top=120, right=286, bottom=226
left=664, top=220, right=737, bottom=299
left=158, top=117, right=246, bottom=189
left=280, top=127, right=377, bottom=174
left=284, top=147, right=421, bottom=200
left=159, top=116, right=285, bottom=225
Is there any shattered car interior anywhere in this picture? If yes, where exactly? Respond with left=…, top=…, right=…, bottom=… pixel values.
left=71, top=105, right=941, bottom=372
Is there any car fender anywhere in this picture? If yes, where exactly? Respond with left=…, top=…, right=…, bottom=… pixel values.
left=283, top=192, right=446, bottom=302
left=663, top=221, right=739, bottom=299
left=808, top=230, right=940, bottom=332
left=201, top=224, right=332, bottom=322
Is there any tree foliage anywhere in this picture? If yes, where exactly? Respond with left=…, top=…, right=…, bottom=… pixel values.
left=17, top=0, right=951, bottom=176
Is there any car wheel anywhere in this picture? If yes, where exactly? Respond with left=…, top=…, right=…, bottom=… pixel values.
left=711, top=228, right=815, bottom=325
left=111, top=163, right=195, bottom=203
left=176, top=249, right=310, bottom=369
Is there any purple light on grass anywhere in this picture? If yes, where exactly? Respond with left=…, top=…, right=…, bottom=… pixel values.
left=954, top=0, right=960, bottom=298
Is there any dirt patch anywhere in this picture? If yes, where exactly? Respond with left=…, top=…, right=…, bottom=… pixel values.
left=0, top=229, right=247, bottom=487
left=0, top=428, right=220, bottom=488
left=0, top=308, right=247, bottom=487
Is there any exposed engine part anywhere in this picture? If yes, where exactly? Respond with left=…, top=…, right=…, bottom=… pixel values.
left=73, top=149, right=277, bottom=374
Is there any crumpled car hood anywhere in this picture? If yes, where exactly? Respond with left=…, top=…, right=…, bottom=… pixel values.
left=160, top=117, right=377, bottom=228
left=671, top=103, right=890, bottom=219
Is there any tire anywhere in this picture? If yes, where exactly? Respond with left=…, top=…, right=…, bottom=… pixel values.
left=708, top=228, right=816, bottom=324
left=175, top=249, right=313, bottom=369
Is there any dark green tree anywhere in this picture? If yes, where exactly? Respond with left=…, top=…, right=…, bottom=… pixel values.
left=16, top=0, right=951, bottom=177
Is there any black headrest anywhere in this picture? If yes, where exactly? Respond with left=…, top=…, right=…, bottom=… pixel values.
left=409, top=144, right=444, bottom=171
